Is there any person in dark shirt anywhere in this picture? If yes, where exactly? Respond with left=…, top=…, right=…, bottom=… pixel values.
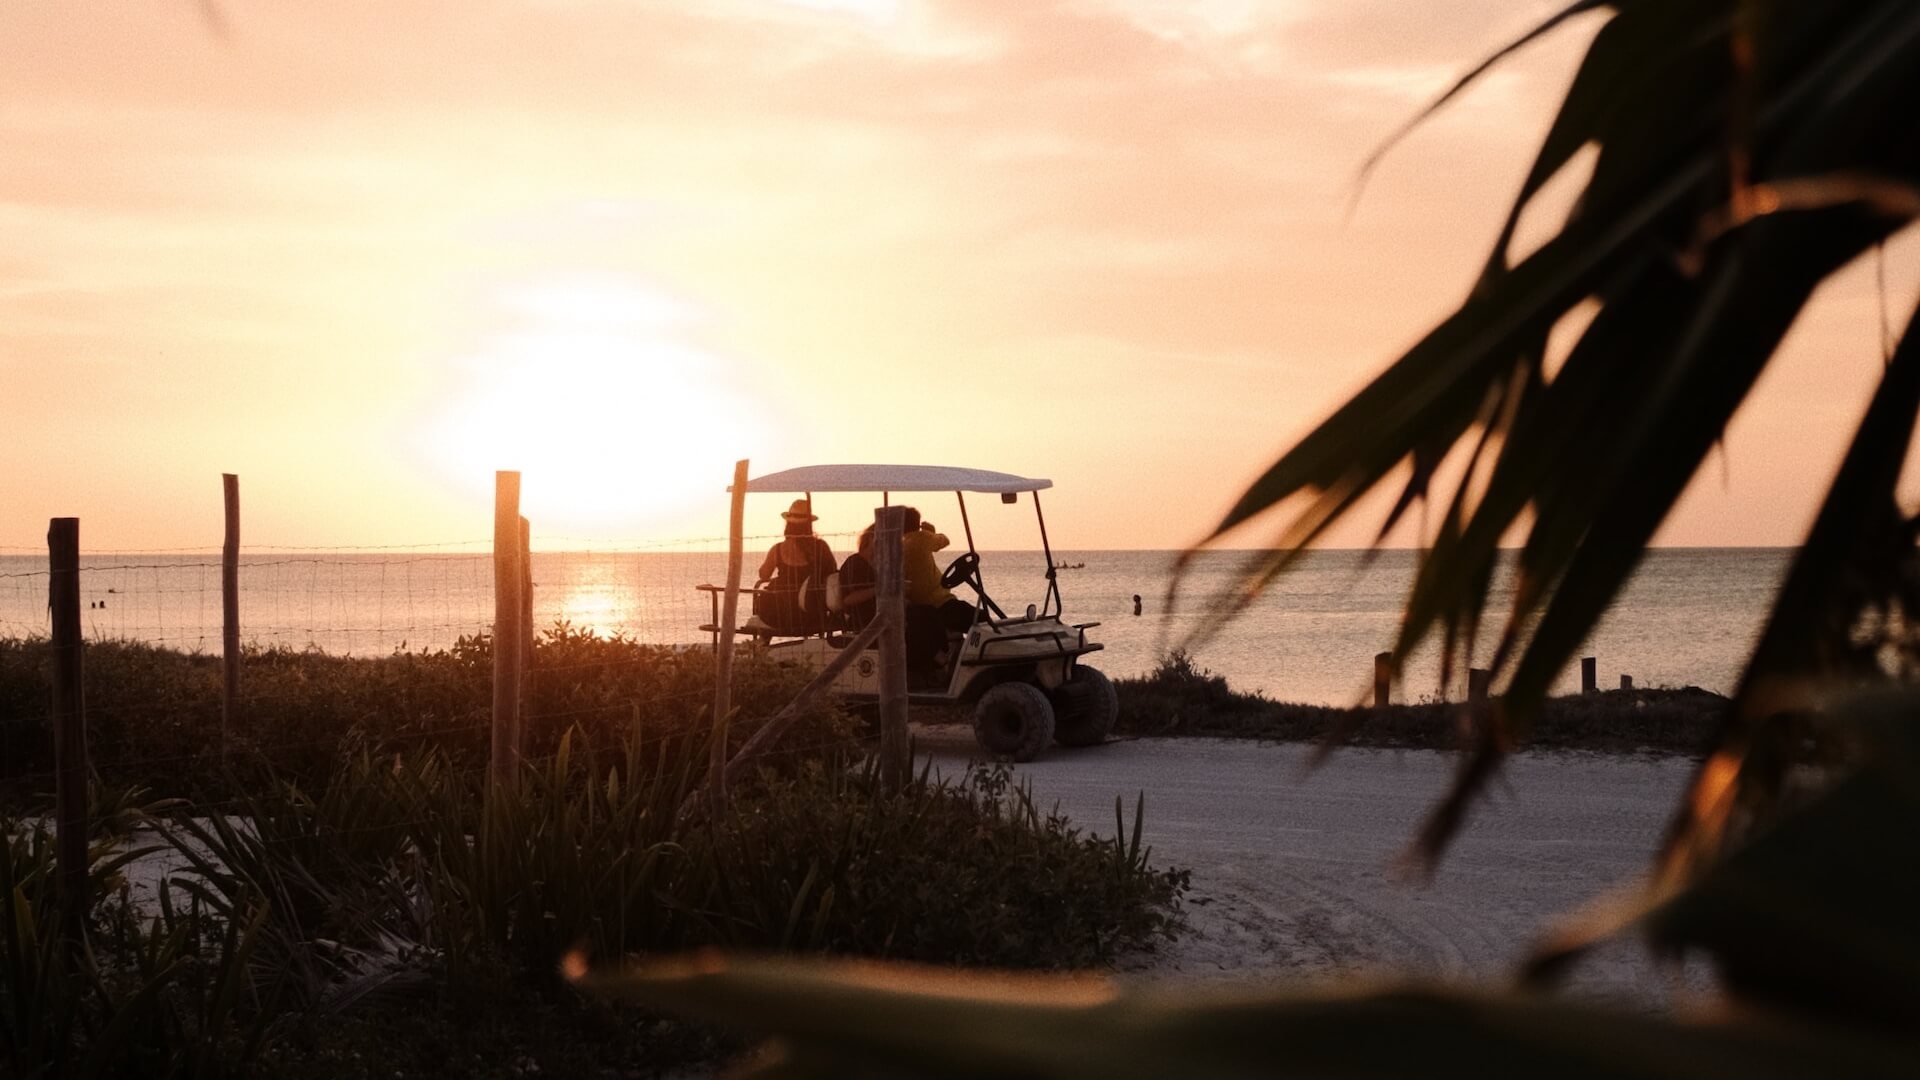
left=836, top=525, right=878, bottom=630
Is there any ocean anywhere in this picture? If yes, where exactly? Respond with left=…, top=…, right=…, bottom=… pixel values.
left=0, top=547, right=1788, bottom=706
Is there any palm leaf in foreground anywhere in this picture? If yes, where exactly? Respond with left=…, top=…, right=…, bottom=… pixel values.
left=576, top=954, right=1917, bottom=1080
left=1181, top=0, right=1920, bottom=869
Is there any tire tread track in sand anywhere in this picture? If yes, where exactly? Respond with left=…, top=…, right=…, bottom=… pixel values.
left=918, top=729, right=1706, bottom=1000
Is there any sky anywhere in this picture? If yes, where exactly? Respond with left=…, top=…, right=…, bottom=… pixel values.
left=3, top=0, right=1916, bottom=553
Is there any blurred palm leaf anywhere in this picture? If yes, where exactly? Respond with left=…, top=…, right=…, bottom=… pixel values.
left=577, top=952, right=1920, bottom=1079
left=1184, top=0, right=1920, bottom=868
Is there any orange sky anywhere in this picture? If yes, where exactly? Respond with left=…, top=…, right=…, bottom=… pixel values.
left=4, top=1, right=1916, bottom=552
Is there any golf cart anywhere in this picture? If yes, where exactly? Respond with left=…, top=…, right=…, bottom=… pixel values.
left=706, top=464, right=1116, bottom=761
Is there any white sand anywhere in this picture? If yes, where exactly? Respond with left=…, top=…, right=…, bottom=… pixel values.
left=918, top=729, right=1714, bottom=1004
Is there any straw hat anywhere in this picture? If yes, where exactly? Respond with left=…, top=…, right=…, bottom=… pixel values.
left=780, top=498, right=818, bottom=522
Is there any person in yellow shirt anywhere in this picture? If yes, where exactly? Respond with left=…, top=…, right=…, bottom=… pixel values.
left=900, top=507, right=976, bottom=681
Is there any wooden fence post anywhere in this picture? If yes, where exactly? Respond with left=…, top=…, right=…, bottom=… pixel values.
left=1581, top=656, right=1598, bottom=695
left=1373, top=652, right=1392, bottom=708
left=49, top=517, right=87, bottom=951
left=874, top=506, right=909, bottom=789
left=1465, top=667, right=1492, bottom=740
left=711, top=459, right=749, bottom=819
left=520, top=515, right=534, bottom=689
left=221, top=474, right=240, bottom=758
left=491, top=471, right=524, bottom=794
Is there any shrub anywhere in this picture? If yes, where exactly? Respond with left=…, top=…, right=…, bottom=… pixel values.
left=1115, top=649, right=1725, bottom=755
left=1, top=814, right=276, bottom=1079
left=110, top=728, right=1186, bottom=1072
left=698, top=760, right=1188, bottom=969
left=154, top=731, right=1185, bottom=982
left=0, top=625, right=853, bottom=807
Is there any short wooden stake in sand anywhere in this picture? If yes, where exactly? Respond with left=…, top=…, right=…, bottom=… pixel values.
left=1468, top=668, right=1491, bottom=707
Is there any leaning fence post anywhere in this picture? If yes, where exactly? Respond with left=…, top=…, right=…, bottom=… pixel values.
left=874, top=506, right=909, bottom=790
left=711, top=459, right=749, bottom=818
left=1373, top=651, right=1393, bottom=708
left=519, top=514, right=534, bottom=692
left=1581, top=656, right=1598, bottom=695
left=221, top=473, right=240, bottom=759
left=491, top=471, right=524, bottom=795
left=49, top=517, right=87, bottom=952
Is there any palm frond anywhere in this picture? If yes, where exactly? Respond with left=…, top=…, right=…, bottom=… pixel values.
left=1187, top=0, right=1920, bottom=867
left=575, top=952, right=1920, bottom=1079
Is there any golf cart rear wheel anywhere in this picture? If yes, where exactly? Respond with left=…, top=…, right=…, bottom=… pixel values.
left=1051, top=665, right=1117, bottom=747
left=972, top=683, right=1055, bottom=762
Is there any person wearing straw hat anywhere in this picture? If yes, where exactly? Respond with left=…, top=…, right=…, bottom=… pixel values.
left=752, top=498, right=837, bottom=633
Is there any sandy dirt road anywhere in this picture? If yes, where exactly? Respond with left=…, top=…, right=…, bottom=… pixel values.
left=918, top=728, right=1709, bottom=1002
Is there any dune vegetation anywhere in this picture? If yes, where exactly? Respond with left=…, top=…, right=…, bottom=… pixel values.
left=1114, top=649, right=1728, bottom=756
left=0, top=628, right=1187, bottom=1077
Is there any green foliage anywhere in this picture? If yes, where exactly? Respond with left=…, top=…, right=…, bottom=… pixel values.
left=149, top=732, right=1183, bottom=983
left=688, top=760, right=1186, bottom=968
left=0, top=624, right=851, bottom=807
left=400, top=730, right=700, bottom=978
left=8, top=714, right=1186, bottom=1073
left=1, top=814, right=275, bottom=1078
left=1116, top=649, right=1726, bottom=754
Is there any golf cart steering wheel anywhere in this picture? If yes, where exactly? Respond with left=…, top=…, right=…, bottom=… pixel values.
left=940, top=552, right=980, bottom=591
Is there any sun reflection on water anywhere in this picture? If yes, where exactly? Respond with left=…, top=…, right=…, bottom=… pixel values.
left=546, top=557, right=637, bottom=640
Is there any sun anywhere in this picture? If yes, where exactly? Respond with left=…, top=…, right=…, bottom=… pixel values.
left=420, top=274, right=775, bottom=532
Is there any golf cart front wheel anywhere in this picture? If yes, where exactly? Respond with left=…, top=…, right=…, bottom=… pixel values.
left=1051, top=665, right=1117, bottom=747
left=972, top=683, right=1055, bottom=762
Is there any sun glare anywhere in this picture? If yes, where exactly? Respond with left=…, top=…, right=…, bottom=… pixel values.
left=420, top=275, right=773, bottom=533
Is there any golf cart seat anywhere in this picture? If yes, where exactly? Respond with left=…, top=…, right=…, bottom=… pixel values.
left=696, top=583, right=827, bottom=643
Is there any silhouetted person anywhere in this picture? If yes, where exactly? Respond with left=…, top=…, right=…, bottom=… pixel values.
left=836, top=524, right=877, bottom=631
left=752, top=499, right=835, bottom=634
left=900, top=506, right=974, bottom=682
left=1132, top=594, right=1142, bottom=616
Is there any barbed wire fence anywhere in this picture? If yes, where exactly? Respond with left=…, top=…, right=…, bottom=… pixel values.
left=0, top=532, right=869, bottom=658
left=1, top=472, right=880, bottom=833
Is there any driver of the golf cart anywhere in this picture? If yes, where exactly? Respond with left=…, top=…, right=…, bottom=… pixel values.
left=901, top=506, right=974, bottom=677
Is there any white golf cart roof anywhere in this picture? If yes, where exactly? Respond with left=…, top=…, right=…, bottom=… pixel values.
left=739, top=464, right=1051, bottom=494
